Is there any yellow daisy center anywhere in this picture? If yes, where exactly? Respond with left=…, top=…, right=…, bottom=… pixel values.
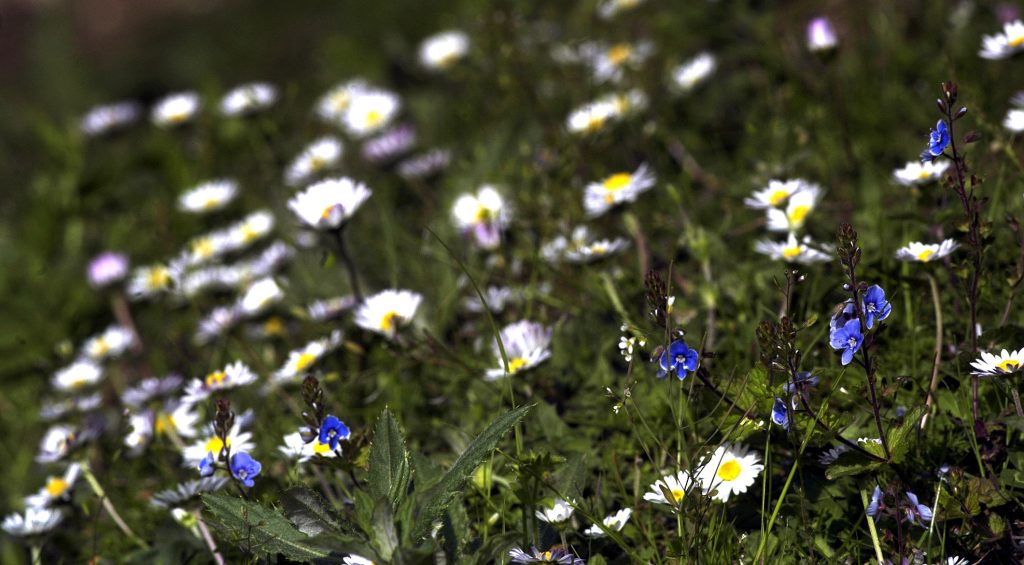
left=789, top=205, right=811, bottom=225
left=192, top=238, right=215, bottom=259
left=917, top=170, right=933, bottom=180
left=312, top=441, right=333, bottom=455
left=365, top=110, right=384, bottom=128
left=607, top=43, right=633, bottom=65
left=543, top=552, right=553, bottom=560
left=147, top=267, right=170, bottom=290
left=603, top=173, right=633, bottom=192
left=295, top=352, right=319, bottom=372
left=310, top=155, right=327, bottom=172
left=717, top=459, right=742, bottom=482
left=380, top=311, right=401, bottom=332
left=205, top=436, right=228, bottom=455
left=782, top=245, right=803, bottom=259
left=321, top=205, right=339, bottom=221
left=91, top=338, right=110, bottom=358
left=590, top=243, right=609, bottom=254
left=240, top=224, right=260, bottom=242
left=46, top=478, right=69, bottom=498
left=768, top=190, right=790, bottom=206
left=1010, top=34, right=1024, bottom=48
left=330, top=93, right=351, bottom=112
left=586, top=115, right=607, bottom=132
left=155, top=413, right=176, bottom=435
left=996, top=359, right=1020, bottom=373
left=916, top=249, right=935, bottom=262
left=670, top=488, right=685, bottom=503
left=203, top=197, right=220, bottom=210
left=507, top=357, right=529, bottom=374
left=263, top=317, right=285, bottom=336
left=205, top=371, right=227, bottom=388
left=167, top=109, right=189, bottom=123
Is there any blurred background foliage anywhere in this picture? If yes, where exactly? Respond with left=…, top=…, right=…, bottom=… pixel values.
left=1, top=0, right=1024, bottom=562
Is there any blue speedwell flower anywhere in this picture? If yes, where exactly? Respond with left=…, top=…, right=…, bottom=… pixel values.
left=866, top=485, right=883, bottom=519
left=318, top=415, right=351, bottom=450
left=904, top=491, right=933, bottom=527
left=770, top=397, right=790, bottom=430
left=198, top=452, right=216, bottom=477
left=922, top=120, right=950, bottom=162
left=229, top=452, right=262, bottom=487
left=829, top=319, right=863, bottom=365
left=657, top=339, right=699, bottom=380
left=783, top=371, right=819, bottom=394
left=862, top=285, right=892, bottom=329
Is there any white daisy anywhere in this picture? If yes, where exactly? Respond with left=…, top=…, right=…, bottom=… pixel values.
left=696, top=443, right=764, bottom=503
left=807, top=17, right=838, bottom=52
left=566, top=99, right=618, bottom=134
left=643, top=470, right=696, bottom=506
left=183, top=232, right=234, bottom=266
left=597, top=0, right=644, bottom=19
left=893, top=160, right=951, bottom=186
left=452, top=185, right=510, bottom=249
left=80, top=101, right=141, bottom=137
left=52, top=360, right=103, bottom=393
left=151, top=91, right=201, bottom=128
left=278, top=432, right=338, bottom=463
left=979, top=20, right=1024, bottom=60
left=535, top=498, right=575, bottom=523
left=1005, top=109, right=1024, bottom=133
left=181, top=422, right=255, bottom=469
left=354, top=289, right=423, bottom=338
left=155, top=402, right=201, bottom=439
left=288, top=177, right=372, bottom=230
left=744, top=179, right=820, bottom=209
left=484, top=320, right=553, bottom=381
left=273, top=331, right=343, bottom=384
left=463, top=285, right=520, bottom=314
left=24, top=464, right=80, bottom=509
left=127, top=263, right=176, bottom=300
left=589, top=41, right=654, bottom=83
left=343, top=90, right=401, bottom=138
left=285, top=137, right=344, bottom=187
left=671, top=52, right=716, bottom=93
left=419, top=30, right=470, bottom=70
left=36, top=425, right=77, bottom=464
left=194, top=305, right=242, bottom=345
left=220, top=82, right=277, bottom=117
left=150, top=477, right=230, bottom=509
left=765, top=188, right=818, bottom=232
left=584, top=163, right=657, bottom=217
left=2, top=507, right=64, bottom=536
left=81, top=325, right=135, bottom=361
left=182, top=361, right=259, bottom=404
left=583, top=508, right=632, bottom=538
left=895, top=239, right=958, bottom=262
left=342, top=556, right=375, bottom=565
left=543, top=226, right=628, bottom=263
left=754, top=233, right=832, bottom=264
left=229, top=210, right=276, bottom=250
left=178, top=179, right=238, bottom=213
left=315, top=80, right=370, bottom=122
left=124, top=411, right=154, bottom=454
left=237, top=277, right=283, bottom=317
left=970, top=348, right=1024, bottom=376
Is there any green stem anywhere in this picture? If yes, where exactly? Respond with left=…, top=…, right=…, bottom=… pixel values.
left=862, top=489, right=885, bottom=564
left=79, top=461, right=148, bottom=549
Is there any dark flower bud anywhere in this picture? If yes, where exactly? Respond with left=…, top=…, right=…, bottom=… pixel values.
left=954, top=106, right=968, bottom=120
left=936, top=98, right=947, bottom=113
left=963, top=131, right=981, bottom=144
left=942, top=81, right=957, bottom=104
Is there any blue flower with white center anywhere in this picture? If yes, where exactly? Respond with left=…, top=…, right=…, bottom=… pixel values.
left=862, top=285, right=891, bottom=329
left=318, top=415, right=351, bottom=451
left=829, top=319, right=863, bottom=366
left=198, top=452, right=216, bottom=477
left=922, top=120, right=949, bottom=162
left=866, top=485, right=883, bottom=519
left=770, top=397, right=790, bottom=430
left=657, top=339, right=699, bottom=380
left=903, top=491, right=932, bottom=527
left=229, top=452, right=262, bottom=487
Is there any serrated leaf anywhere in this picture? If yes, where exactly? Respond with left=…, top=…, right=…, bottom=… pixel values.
left=368, top=407, right=412, bottom=508
left=202, top=493, right=329, bottom=562
left=280, top=485, right=344, bottom=537
left=887, top=405, right=926, bottom=463
left=409, top=404, right=533, bottom=541
left=825, top=461, right=883, bottom=480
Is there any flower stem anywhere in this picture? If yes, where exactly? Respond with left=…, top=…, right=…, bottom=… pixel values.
left=845, top=260, right=891, bottom=460
left=79, top=461, right=148, bottom=549
left=331, top=227, right=363, bottom=302
left=921, top=273, right=944, bottom=430
left=30, top=544, right=41, bottom=565
left=194, top=509, right=226, bottom=565
left=861, top=489, right=885, bottom=565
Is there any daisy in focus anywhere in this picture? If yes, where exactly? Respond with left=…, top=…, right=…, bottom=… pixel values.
left=285, top=137, right=344, bottom=187
left=970, top=348, right=1024, bottom=376
left=895, top=239, right=958, bottom=262
left=979, top=19, right=1024, bottom=60
left=671, top=52, right=716, bottom=93
left=696, top=443, right=764, bottom=502
left=509, top=547, right=584, bottom=565
left=643, top=470, right=696, bottom=507
left=151, top=91, right=201, bottom=128
left=182, top=361, right=259, bottom=404
left=584, top=163, right=657, bottom=217
left=178, top=180, right=238, bottom=213
left=535, top=498, right=575, bottom=523
left=892, top=160, right=950, bottom=186
left=342, top=90, right=401, bottom=138
left=288, top=177, right=372, bottom=230
left=452, top=185, right=510, bottom=249
left=182, top=422, right=255, bottom=471
left=220, top=82, right=278, bottom=117
left=484, top=320, right=553, bottom=381
left=354, top=289, right=423, bottom=339
left=755, top=233, right=831, bottom=264
left=419, top=30, right=470, bottom=70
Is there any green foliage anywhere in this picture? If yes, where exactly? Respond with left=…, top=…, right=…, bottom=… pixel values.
left=368, top=407, right=412, bottom=509
left=202, top=493, right=330, bottom=562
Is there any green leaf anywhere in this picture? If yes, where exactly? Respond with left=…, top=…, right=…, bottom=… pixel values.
left=368, top=407, right=412, bottom=508
left=410, top=404, right=533, bottom=541
left=887, top=405, right=926, bottom=464
left=202, top=493, right=329, bottom=562
left=825, top=461, right=883, bottom=480
left=279, top=485, right=344, bottom=537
